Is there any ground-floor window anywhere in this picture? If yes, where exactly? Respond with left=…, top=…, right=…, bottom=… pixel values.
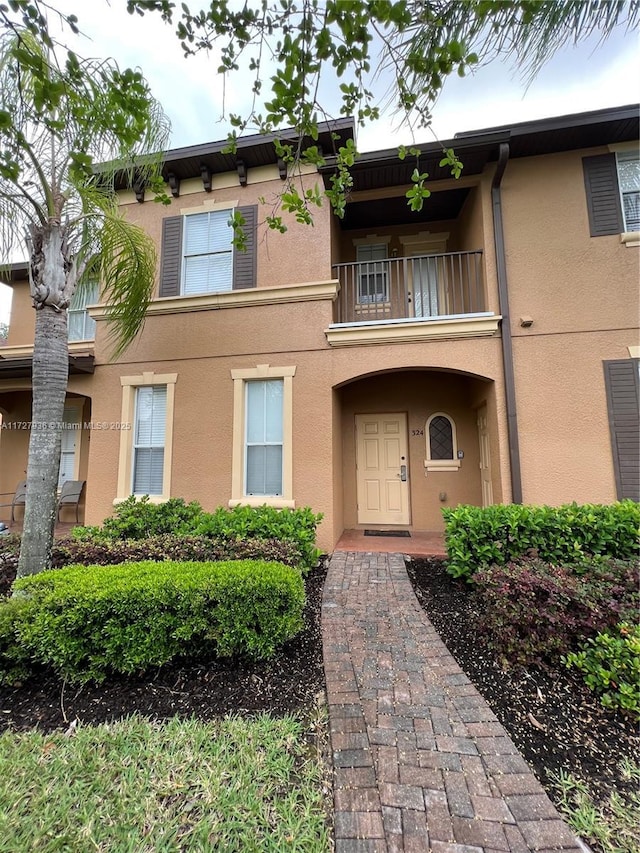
left=116, top=372, right=178, bottom=502
left=230, top=364, right=296, bottom=508
left=245, top=379, right=283, bottom=496
left=133, top=386, right=167, bottom=495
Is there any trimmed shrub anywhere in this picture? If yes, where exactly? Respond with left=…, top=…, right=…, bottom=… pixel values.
left=0, top=596, right=34, bottom=685
left=194, top=505, right=323, bottom=571
left=73, top=500, right=323, bottom=572
left=92, top=496, right=206, bottom=540
left=443, top=501, right=640, bottom=580
left=473, top=557, right=639, bottom=666
left=0, top=534, right=304, bottom=597
left=565, top=622, right=640, bottom=719
left=6, top=559, right=305, bottom=684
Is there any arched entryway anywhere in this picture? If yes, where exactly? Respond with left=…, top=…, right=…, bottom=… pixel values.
left=334, top=368, right=503, bottom=534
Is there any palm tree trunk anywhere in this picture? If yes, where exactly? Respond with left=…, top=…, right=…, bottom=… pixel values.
left=17, top=230, right=69, bottom=578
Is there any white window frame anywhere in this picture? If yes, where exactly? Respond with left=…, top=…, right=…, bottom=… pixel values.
left=616, top=149, right=640, bottom=233
left=424, top=412, right=461, bottom=472
left=180, top=199, right=238, bottom=296
left=116, top=372, right=177, bottom=503
left=68, top=281, right=99, bottom=342
left=230, top=364, right=296, bottom=508
left=58, top=401, right=83, bottom=489
left=356, top=243, right=389, bottom=304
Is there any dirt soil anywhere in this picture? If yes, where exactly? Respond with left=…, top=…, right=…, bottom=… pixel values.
left=0, top=562, right=328, bottom=734
left=406, top=557, right=640, bottom=822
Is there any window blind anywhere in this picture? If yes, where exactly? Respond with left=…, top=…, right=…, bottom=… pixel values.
left=245, top=379, right=284, bottom=495
left=133, top=386, right=166, bottom=494
left=183, top=211, right=234, bottom=294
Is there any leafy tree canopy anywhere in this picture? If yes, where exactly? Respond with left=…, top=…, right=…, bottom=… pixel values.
left=1, top=1, right=638, bottom=224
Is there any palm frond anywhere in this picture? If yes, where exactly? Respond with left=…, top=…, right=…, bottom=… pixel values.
left=385, top=0, right=640, bottom=119
left=95, top=206, right=157, bottom=359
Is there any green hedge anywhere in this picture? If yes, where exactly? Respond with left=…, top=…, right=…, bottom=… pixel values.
left=443, top=501, right=640, bottom=580
left=1, top=534, right=305, bottom=597
left=1, top=560, right=305, bottom=684
left=76, top=498, right=323, bottom=572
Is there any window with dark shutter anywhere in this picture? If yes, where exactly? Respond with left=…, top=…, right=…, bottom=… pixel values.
left=582, top=154, right=624, bottom=237
left=159, top=216, right=183, bottom=297
left=233, top=204, right=258, bottom=290
left=159, top=204, right=257, bottom=297
left=603, top=359, right=640, bottom=501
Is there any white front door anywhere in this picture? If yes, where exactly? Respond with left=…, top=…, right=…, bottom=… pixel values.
left=477, top=404, right=494, bottom=507
left=355, top=413, right=410, bottom=525
left=58, top=405, right=81, bottom=489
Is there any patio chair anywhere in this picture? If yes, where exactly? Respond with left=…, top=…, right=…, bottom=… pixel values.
left=0, top=480, right=27, bottom=522
left=57, top=480, right=86, bottom=523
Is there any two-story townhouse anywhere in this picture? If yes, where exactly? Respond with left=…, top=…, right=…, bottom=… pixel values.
left=0, top=104, right=638, bottom=551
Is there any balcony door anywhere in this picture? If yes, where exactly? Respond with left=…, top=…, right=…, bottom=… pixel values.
left=355, top=413, right=410, bottom=525
left=401, top=233, right=448, bottom=318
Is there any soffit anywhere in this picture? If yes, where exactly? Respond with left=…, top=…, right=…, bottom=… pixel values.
left=0, top=355, right=95, bottom=379
left=341, top=188, right=471, bottom=230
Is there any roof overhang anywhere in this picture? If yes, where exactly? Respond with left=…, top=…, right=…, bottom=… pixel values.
left=0, top=262, right=29, bottom=287
left=114, top=117, right=356, bottom=192
left=0, top=354, right=95, bottom=379
left=319, top=103, right=640, bottom=197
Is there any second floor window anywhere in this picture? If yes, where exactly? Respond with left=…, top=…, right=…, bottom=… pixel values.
left=68, top=281, right=99, bottom=341
left=182, top=210, right=234, bottom=295
left=357, top=244, right=388, bottom=303
left=617, top=151, right=640, bottom=232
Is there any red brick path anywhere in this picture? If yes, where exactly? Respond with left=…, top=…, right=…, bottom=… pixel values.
left=322, top=551, right=586, bottom=852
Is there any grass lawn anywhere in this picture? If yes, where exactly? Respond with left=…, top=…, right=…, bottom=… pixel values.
left=0, top=714, right=331, bottom=853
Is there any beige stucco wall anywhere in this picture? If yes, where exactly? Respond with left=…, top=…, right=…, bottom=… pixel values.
left=81, top=289, right=510, bottom=550
left=121, top=171, right=333, bottom=295
left=501, top=146, right=640, bottom=506
left=4, top=280, right=33, bottom=347
left=336, top=218, right=459, bottom=264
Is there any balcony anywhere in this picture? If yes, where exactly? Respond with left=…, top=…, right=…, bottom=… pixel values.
left=333, top=250, right=486, bottom=323
left=327, top=250, right=501, bottom=346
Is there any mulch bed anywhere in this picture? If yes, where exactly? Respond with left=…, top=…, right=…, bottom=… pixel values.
left=406, top=557, right=640, bottom=816
left=0, top=561, right=328, bottom=734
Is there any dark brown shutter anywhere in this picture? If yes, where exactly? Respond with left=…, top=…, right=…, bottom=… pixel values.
left=233, top=204, right=257, bottom=290
left=603, top=359, right=640, bottom=501
left=582, top=154, right=624, bottom=237
left=159, top=216, right=183, bottom=297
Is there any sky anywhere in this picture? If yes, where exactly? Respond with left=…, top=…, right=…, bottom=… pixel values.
left=0, top=1, right=638, bottom=324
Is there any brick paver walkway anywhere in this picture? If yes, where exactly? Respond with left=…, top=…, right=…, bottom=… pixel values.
left=322, top=551, right=585, bottom=853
